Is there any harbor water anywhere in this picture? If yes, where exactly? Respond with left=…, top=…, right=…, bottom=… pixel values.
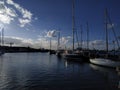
left=0, top=53, right=119, bottom=90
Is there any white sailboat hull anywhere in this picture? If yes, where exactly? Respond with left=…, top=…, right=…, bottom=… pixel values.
left=90, top=58, right=120, bottom=68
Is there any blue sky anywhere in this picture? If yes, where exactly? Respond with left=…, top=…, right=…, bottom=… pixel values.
left=0, top=0, right=120, bottom=50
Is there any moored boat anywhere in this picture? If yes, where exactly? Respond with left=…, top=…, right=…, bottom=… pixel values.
left=90, top=58, right=120, bottom=68
left=49, top=50, right=56, bottom=55
left=63, top=0, right=84, bottom=62
left=56, top=49, right=64, bottom=57
left=64, top=54, right=83, bottom=62
left=90, top=9, right=120, bottom=68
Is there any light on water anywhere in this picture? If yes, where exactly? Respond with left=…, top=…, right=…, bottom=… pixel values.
left=0, top=53, right=119, bottom=90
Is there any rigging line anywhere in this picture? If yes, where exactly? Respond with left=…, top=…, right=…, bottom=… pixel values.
left=105, top=9, right=109, bottom=53
left=75, top=29, right=80, bottom=48
left=106, top=10, right=120, bottom=49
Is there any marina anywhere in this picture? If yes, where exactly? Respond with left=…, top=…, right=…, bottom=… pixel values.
left=0, top=0, right=120, bottom=90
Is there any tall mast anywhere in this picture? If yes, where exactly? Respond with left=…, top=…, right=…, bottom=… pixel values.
left=72, top=0, right=75, bottom=51
left=75, top=29, right=79, bottom=47
left=0, top=29, right=1, bottom=46
left=105, top=9, right=108, bottom=53
left=105, top=9, right=120, bottom=52
left=57, top=31, right=60, bottom=50
left=106, top=11, right=120, bottom=49
left=86, top=22, right=89, bottom=50
left=80, top=25, right=83, bottom=49
left=50, top=38, right=51, bottom=51
left=2, top=28, right=4, bottom=46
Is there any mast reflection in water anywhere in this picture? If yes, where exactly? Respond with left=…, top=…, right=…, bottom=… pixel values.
left=0, top=53, right=119, bottom=90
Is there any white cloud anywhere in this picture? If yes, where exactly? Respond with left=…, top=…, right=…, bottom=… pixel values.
left=90, top=40, right=105, bottom=46
left=0, top=14, right=14, bottom=24
left=4, top=36, right=35, bottom=47
left=46, top=30, right=57, bottom=38
left=6, top=0, right=32, bottom=27
left=60, top=36, right=72, bottom=45
left=6, top=0, right=13, bottom=5
left=0, top=1, right=6, bottom=13
left=0, top=0, right=33, bottom=27
left=22, top=9, right=32, bottom=19
left=83, top=40, right=115, bottom=50
left=37, top=37, right=58, bottom=49
left=3, top=35, right=71, bottom=50
left=77, top=40, right=104, bottom=49
left=4, top=36, right=50, bottom=49
left=0, top=1, right=17, bottom=24
left=5, top=7, right=17, bottom=17
left=19, top=18, right=31, bottom=27
left=5, top=36, right=23, bottom=45
left=3, top=36, right=116, bottom=50
left=43, top=30, right=72, bottom=49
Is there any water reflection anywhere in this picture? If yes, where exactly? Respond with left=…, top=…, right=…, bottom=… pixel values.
left=118, top=72, right=120, bottom=76
left=0, top=53, right=119, bottom=90
left=0, top=56, right=3, bottom=75
left=89, top=64, right=115, bottom=73
left=90, top=64, right=120, bottom=89
left=65, top=61, right=68, bottom=68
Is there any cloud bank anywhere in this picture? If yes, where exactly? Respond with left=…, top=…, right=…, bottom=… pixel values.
left=3, top=35, right=117, bottom=50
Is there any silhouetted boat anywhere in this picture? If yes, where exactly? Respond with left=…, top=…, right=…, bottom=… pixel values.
left=55, top=31, right=64, bottom=57
left=64, top=53, right=83, bottom=62
left=63, top=0, right=83, bottom=62
left=49, top=50, right=56, bottom=55
left=56, top=49, right=64, bottom=58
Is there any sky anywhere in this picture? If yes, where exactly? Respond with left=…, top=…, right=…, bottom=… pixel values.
left=0, top=0, right=120, bottom=50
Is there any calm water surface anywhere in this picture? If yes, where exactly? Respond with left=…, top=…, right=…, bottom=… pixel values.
left=0, top=53, right=119, bottom=90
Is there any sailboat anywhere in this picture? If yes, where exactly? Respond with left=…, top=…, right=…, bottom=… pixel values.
left=90, top=9, right=120, bottom=68
left=56, top=31, right=64, bottom=57
left=63, top=0, right=84, bottom=62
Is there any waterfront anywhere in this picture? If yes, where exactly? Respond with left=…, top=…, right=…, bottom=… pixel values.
left=0, top=53, right=119, bottom=90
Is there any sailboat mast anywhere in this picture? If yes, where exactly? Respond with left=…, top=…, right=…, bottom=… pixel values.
left=72, top=0, right=75, bottom=51
left=80, top=25, right=83, bottom=49
left=0, top=29, right=1, bottom=46
left=105, top=9, right=108, bottom=53
left=0, top=28, right=4, bottom=47
left=87, top=22, right=89, bottom=50
left=106, top=11, right=120, bottom=49
left=57, top=31, right=60, bottom=50
left=75, top=29, right=79, bottom=47
left=50, top=38, right=51, bottom=50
